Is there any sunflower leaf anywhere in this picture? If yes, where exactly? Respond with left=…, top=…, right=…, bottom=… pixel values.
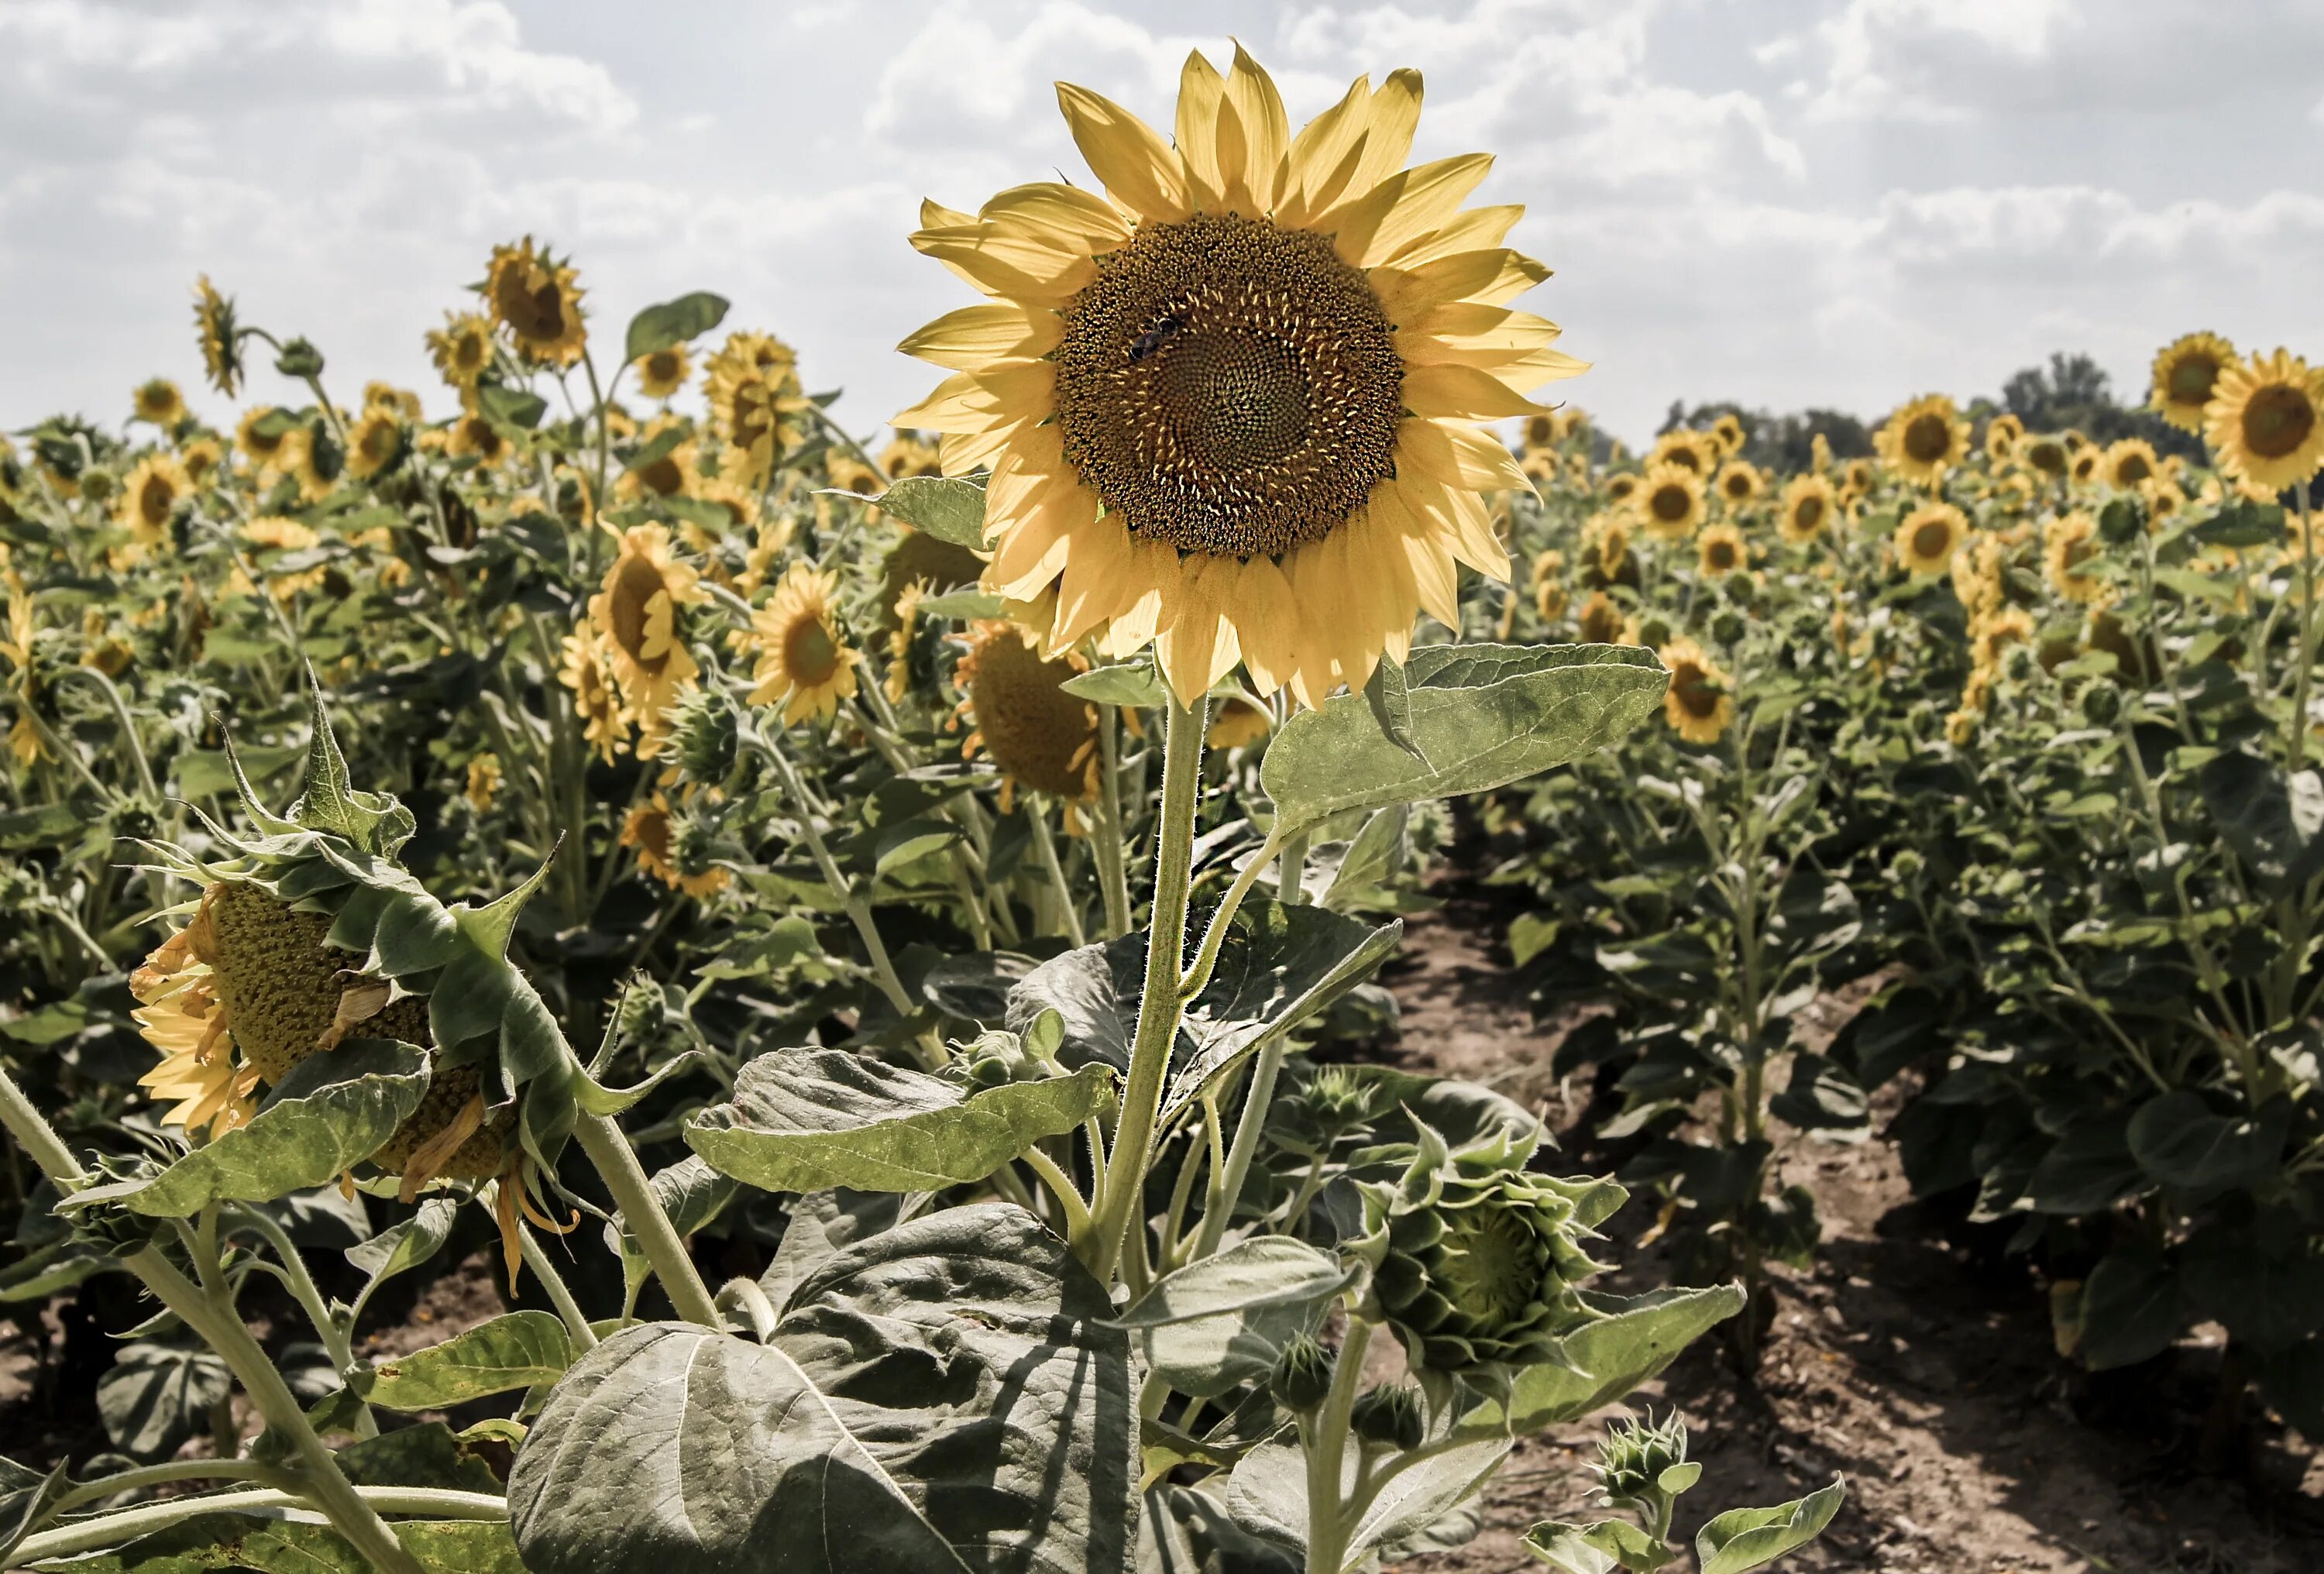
left=1363, top=654, right=1428, bottom=764
left=622, top=291, right=731, bottom=364
left=839, top=474, right=988, bottom=547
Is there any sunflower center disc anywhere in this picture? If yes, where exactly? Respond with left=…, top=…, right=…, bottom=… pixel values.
left=2170, top=357, right=2217, bottom=402
left=1912, top=521, right=1951, bottom=561
left=1054, top=213, right=1403, bottom=561
left=2246, top=384, right=2317, bottom=459
left=1903, top=414, right=1951, bottom=464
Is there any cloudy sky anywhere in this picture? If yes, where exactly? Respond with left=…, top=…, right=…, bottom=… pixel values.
left=3, top=0, right=2321, bottom=449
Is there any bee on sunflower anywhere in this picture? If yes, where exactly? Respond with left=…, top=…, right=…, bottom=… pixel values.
left=894, top=46, right=1583, bottom=706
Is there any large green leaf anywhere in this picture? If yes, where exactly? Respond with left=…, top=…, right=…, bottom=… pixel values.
left=1694, top=1476, right=1845, bottom=1574
left=686, top=1046, right=1114, bottom=1193
left=624, top=291, right=731, bottom=363
left=837, top=475, right=988, bottom=547
left=59, top=1041, right=428, bottom=1219
left=352, top=1311, right=574, bottom=1411
left=26, top=1515, right=522, bottom=1573
left=509, top=1203, right=1136, bottom=1574
left=1225, top=1432, right=1507, bottom=1569
left=1111, top=1238, right=1351, bottom=1399
left=2126, top=1091, right=2289, bottom=1193
left=2075, top=1246, right=2181, bottom=1371
left=346, top=1195, right=459, bottom=1321
left=97, top=1342, right=230, bottom=1461
left=1260, top=644, right=1666, bottom=833
left=2200, top=751, right=2324, bottom=893
left=1473, top=1285, right=1744, bottom=1435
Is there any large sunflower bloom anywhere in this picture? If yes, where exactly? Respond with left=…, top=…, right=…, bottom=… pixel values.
left=1777, top=474, right=1838, bottom=544
left=2101, top=438, right=2158, bottom=490
left=744, top=562, right=861, bottom=726
left=119, top=453, right=194, bottom=548
left=559, top=624, right=632, bottom=763
left=895, top=47, right=1582, bottom=706
left=1875, top=394, right=1966, bottom=485
left=954, top=619, right=1100, bottom=822
left=1633, top=462, right=1705, bottom=541
left=1894, top=501, right=1967, bottom=575
left=483, top=237, right=587, bottom=368
left=590, top=524, right=703, bottom=751
left=2205, top=349, right=2324, bottom=494
left=2150, top=331, right=2236, bottom=435
left=1697, top=523, right=1747, bottom=577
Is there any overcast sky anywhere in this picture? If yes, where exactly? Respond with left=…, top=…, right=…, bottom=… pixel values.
left=3, top=0, right=2321, bottom=449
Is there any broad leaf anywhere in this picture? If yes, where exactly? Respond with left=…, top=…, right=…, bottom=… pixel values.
left=2201, top=751, right=2324, bottom=894
left=1260, top=644, right=1666, bottom=833
left=1694, top=1476, right=1845, bottom=1574
left=837, top=475, right=987, bottom=547
left=1225, top=1433, right=1506, bottom=1569
left=1473, top=1285, right=1745, bottom=1435
left=605, top=1154, right=737, bottom=1298
left=59, top=1041, right=427, bottom=1220
left=1111, top=1238, right=1350, bottom=1399
left=1061, top=659, right=1168, bottom=709
left=510, top=1204, right=1136, bottom=1574
left=2127, top=1091, right=2288, bottom=1193
left=2025, top=1115, right=2147, bottom=1215
left=624, top=291, right=731, bottom=363
left=346, top=1195, right=459, bottom=1320
left=352, top=1311, right=573, bottom=1411
left=2075, top=1246, right=2180, bottom=1371
left=97, top=1342, right=231, bottom=1460
left=685, top=1046, right=1115, bottom=1193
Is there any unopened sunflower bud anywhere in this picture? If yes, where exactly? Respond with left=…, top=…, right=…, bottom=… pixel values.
left=2080, top=681, right=2121, bottom=727
left=945, top=1029, right=1046, bottom=1092
left=668, top=685, right=741, bottom=785
left=1269, top=1335, right=1336, bottom=1413
left=1349, top=1383, right=1425, bottom=1450
left=1890, top=847, right=1924, bottom=882
left=1709, top=608, right=1748, bottom=646
left=274, top=337, right=325, bottom=380
left=1596, top=1411, right=1691, bottom=1502
left=77, top=468, right=118, bottom=505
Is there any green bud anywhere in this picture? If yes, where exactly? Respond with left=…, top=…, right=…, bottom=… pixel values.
left=614, top=981, right=670, bottom=1044
left=2080, top=681, right=2121, bottom=727
left=1890, top=847, right=1924, bottom=881
left=1709, top=608, right=1748, bottom=646
left=944, top=1029, right=1047, bottom=1093
left=77, top=468, right=118, bottom=505
left=1596, top=1411, right=1691, bottom=1502
left=1269, top=1335, right=1336, bottom=1413
left=274, top=337, right=326, bottom=380
left=1349, top=1383, right=1425, bottom=1451
left=668, top=685, right=741, bottom=785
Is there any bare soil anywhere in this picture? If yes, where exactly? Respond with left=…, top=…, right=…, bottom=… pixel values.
left=1377, top=897, right=2324, bottom=1574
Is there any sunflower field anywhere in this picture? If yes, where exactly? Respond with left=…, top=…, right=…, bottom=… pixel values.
left=3, top=42, right=2322, bottom=1574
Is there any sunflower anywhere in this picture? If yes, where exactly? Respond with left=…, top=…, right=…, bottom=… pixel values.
left=1521, top=412, right=1559, bottom=452
left=365, top=382, right=424, bottom=420
left=2022, top=433, right=2069, bottom=479
left=2069, top=448, right=2101, bottom=487
left=1697, top=523, right=1747, bottom=577
left=1970, top=605, right=2033, bottom=670
left=1711, top=413, right=1745, bottom=455
left=1529, top=548, right=1566, bottom=619
left=425, top=311, right=496, bottom=402
left=2045, top=512, right=2107, bottom=604
left=559, top=625, right=631, bottom=762
left=635, top=344, right=692, bottom=400
left=1839, top=457, right=1877, bottom=500
left=2150, top=331, right=2236, bottom=435
left=1810, top=432, right=1833, bottom=474
left=2144, top=476, right=2188, bottom=524
left=179, top=435, right=224, bottom=485
left=1208, top=692, right=1274, bottom=751
left=616, top=417, right=699, bottom=503
left=119, top=453, right=193, bottom=548
left=955, top=619, right=1100, bottom=819
left=1714, top=459, right=1762, bottom=508
left=885, top=580, right=930, bottom=703
left=482, top=237, right=586, bottom=367
left=445, top=411, right=512, bottom=469
left=1875, top=394, right=1966, bottom=485
left=345, top=407, right=406, bottom=481
left=1650, top=429, right=1714, bottom=476
left=235, top=407, right=294, bottom=473
left=1659, top=638, right=1731, bottom=744
left=2205, top=349, right=2324, bottom=493
left=744, top=562, right=861, bottom=726
left=2101, top=438, right=2158, bottom=490
left=826, top=448, right=885, bottom=499
left=623, top=793, right=729, bottom=899
left=1577, top=512, right=1630, bottom=589
left=132, top=377, right=187, bottom=428
left=1951, top=531, right=2005, bottom=619
left=881, top=434, right=944, bottom=479
left=1894, top=500, right=1966, bottom=575
left=1777, top=474, right=1838, bottom=544
left=895, top=47, right=1580, bottom=706
left=591, top=524, right=703, bottom=748
left=706, top=331, right=812, bottom=490
left=1633, top=462, right=1705, bottom=541
left=691, top=477, right=761, bottom=537
left=1985, top=412, right=2023, bottom=462
left=188, top=276, right=244, bottom=397
left=735, top=515, right=799, bottom=598
left=1578, top=589, right=1624, bottom=645
left=129, top=924, right=257, bottom=1139
left=1604, top=472, right=1641, bottom=510
left=242, top=517, right=319, bottom=552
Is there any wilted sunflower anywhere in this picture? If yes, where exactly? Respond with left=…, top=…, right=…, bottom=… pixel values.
left=426, top=312, right=496, bottom=400
left=1714, top=459, right=1762, bottom=508
left=483, top=237, right=586, bottom=368
left=132, top=377, right=187, bottom=428
left=1697, top=523, right=1747, bottom=576
left=954, top=619, right=1102, bottom=821
left=1876, top=394, right=1966, bottom=485
left=1577, top=589, right=1624, bottom=645
left=896, top=46, right=1581, bottom=706
left=634, top=344, right=692, bottom=400
left=2205, top=349, right=2324, bottom=493
left=559, top=625, right=631, bottom=762
left=1894, top=500, right=1966, bottom=575
left=345, top=406, right=406, bottom=481
left=117, top=453, right=192, bottom=547
left=1633, top=462, right=1705, bottom=541
left=1659, top=638, right=1731, bottom=744
left=2101, top=438, right=2158, bottom=490
left=1650, top=429, right=1714, bottom=475
left=623, top=792, right=729, bottom=898
left=191, top=276, right=242, bottom=397
left=745, top=562, right=861, bottom=726
left=2150, top=331, right=2236, bottom=435
left=592, top=524, right=703, bottom=749
left=2046, top=511, right=2106, bottom=603
left=1777, top=473, right=1838, bottom=544
left=1206, top=691, right=1274, bottom=750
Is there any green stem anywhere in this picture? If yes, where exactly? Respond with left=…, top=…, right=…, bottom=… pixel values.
left=572, top=1110, right=722, bottom=1328
left=1277, top=831, right=1310, bottom=906
left=1301, top=1317, right=1373, bottom=1574
left=57, top=666, right=160, bottom=801
left=1093, top=705, right=1133, bottom=939
left=2292, top=500, right=2317, bottom=775
left=517, top=1222, right=600, bottom=1352
left=225, top=1207, right=375, bottom=1438
left=755, top=729, right=915, bottom=1017
left=1028, top=796, right=1088, bottom=947
left=49, top=1458, right=284, bottom=1514
left=1087, top=692, right=1206, bottom=1286
left=1192, top=1040, right=1287, bottom=1260
left=15, top=1486, right=507, bottom=1565
left=1019, top=1145, right=1092, bottom=1243
left=1181, top=833, right=1286, bottom=1002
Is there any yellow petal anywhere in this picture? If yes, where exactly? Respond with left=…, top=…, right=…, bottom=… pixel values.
left=1154, top=552, right=1243, bottom=703
left=1351, top=70, right=1425, bottom=196
left=1348, top=153, right=1496, bottom=268
left=1175, top=52, right=1228, bottom=212
left=1384, top=203, right=1523, bottom=267
left=1222, top=43, right=1290, bottom=208
left=912, top=226, right=1095, bottom=303
left=1050, top=517, right=1135, bottom=647
left=979, top=181, right=1133, bottom=249
left=1229, top=554, right=1298, bottom=696
left=920, top=198, right=975, bottom=228
left=892, top=370, right=1009, bottom=434
left=1097, top=540, right=1179, bottom=656
left=1057, top=83, right=1191, bottom=222
left=896, top=304, right=1061, bottom=370
left=1373, top=248, right=1549, bottom=319
left=1281, top=74, right=1371, bottom=225
left=1403, top=361, right=1553, bottom=419
left=988, top=492, right=1085, bottom=596
left=938, top=421, right=1021, bottom=475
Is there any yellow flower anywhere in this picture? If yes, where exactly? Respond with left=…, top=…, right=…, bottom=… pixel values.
left=590, top=524, right=703, bottom=750
left=880, top=434, right=944, bottom=479
left=1810, top=432, right=1833, bottom=474
left=1521, top=412, right=1559, bottom=452
left=426, top=312, right=496, bottom=400
left=130, top=920, right=257, bottom=1139
left=1985, top=412, right=2023, bottom=462
left=192, top=275, right=243, bottom=397
left=445, top=411, right=513, bottom=469
left=1580, top=512, right=1631, bottom=586
left=1697, top=523, right=1747, bottom=576
left=118, top=453, right=193, bottom=547
left=616, top=417, right=699, bottom=503
left=2069, top=447, right=2101, bottom=487
left=132, top=377, right=186, bottom=428
left=465, top=752, right=502, bottom=812
left=634, top=344, right=692, bottom=400
left=954, top=619, right=1102, bottom=821
left=1951, top=531, right=2006, bottom=619
left=895, top=47, right=1583, bottom=706
left=885, top=579, right=930, bottom=703
left=242, top=516, right=319, bottom=552
left=1894, top=500, right=1967, bottom=575
left=2021, top=432, right=2069, bottom=479
left=826, top=448, right=885, bottom=500
left=346, top=406, right=406, bottom=481
left=365, top=382, right=424, bottom=420
left=2205, top=349, right=2324, bottom=493
left=2150, top=331, right=2236, bottom=435
left=1650, top=429, right=1714, bottom=475
left=483, top=236, right=586, bottom=367
left=736, top=514, right=798, bottom=599
left=179, top=436, right=224, bottom=485
left=744, top=562, right=860, bottom=726
left=1778, top=474, right=1838, bottom=544
left=1659, top=637, right=1731, bottom=744
left=1710, top=413, right=1745, bottom=455
left=2101, top=438, right=2159, bottom=490
left=1970, top=605, right=2033, bottom=669
left=1578, top=590, right=1625, bottom=646
left=1875, top=394, right=1966, bottom=485
left=559, top=624, right=631, bottom=763
left=706, top=332, right=811, bottom=490
left=1207, top=692, right=1274, bottom=750
left=1633, top=462, right=1705, bottom=540
left=2045, top=511, right=2107, bottom=604
left=1714, top=460, right=1762, bottom=509
left=623, top=793, right=730, bottom=899
left=1840, top=457, right=1877, bottom=500
left=236, top=406, right=294, bottom=473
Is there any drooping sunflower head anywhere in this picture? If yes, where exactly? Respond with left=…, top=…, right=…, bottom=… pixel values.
left=1715, top=459, right=1762, bottom=508
left=1778, top=474, right=1838, bottom=545
left=345, top=407, right=406, bottom=482
left=1876, top=394, right=1966, bottom=485
left=2205, top=349, right=2324, bottom=494
left=1650, top=429, right=1714, bottom=475
left=236, top=406, right=294, bottom=471
left=1633, top=462, right=1705, bottom=541
left=590, top=523, right=703, bottom=748
left=1697, top=523, right=1747, bottom=577
left=956, top=619, right=1099, bottom=811
left=744, top=561, right=860, bottom=727
left=1894, top=500, right=1967, bottom=575
left=2102, top=438, right=2158, bottom=490
left=2150, top=331, right=2236, bottom=435
left=118, top=453, right=193, bottom=547
left=482, top=236, right=586, bottom=368
left=426, top=311, right=497, bottom=398
left=896, top=47, right=1581, bottom=706
left=634, top=344, right=692, bottom=400
left=191, top=275, right=243, bottom=397
left=616, top=416, right=699, bottom=503
left=366, top=382, right=424, bottom=420
left=2046, top=511, right=2108, bottom=604
left=445, top=411, right=511, bottom=469
left=133, top=377, right=187, bottom=428
left=1659, top=636, right=1731, bottom=744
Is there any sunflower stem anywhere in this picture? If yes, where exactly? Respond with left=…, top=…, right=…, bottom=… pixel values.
left=518, top=1222, right=600, bottom=1352
left=1093, top=704, right=1133, bottom=939
left=1087, top=691, right=1205, bottom=1287
left=1192, top=1039, right=1287, bottom=1263
left=2290, top=497, right=2315, bottom=775
left=573, top=1108, right=722, bottom=1328
left=14, top=1486, right=507, bottom=1566
left=1028, top=796, right=1087, bottom=948
left=1301, top=1316, right=1373, bottom=1574
left=752, top=727, right=916, bottom=1019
